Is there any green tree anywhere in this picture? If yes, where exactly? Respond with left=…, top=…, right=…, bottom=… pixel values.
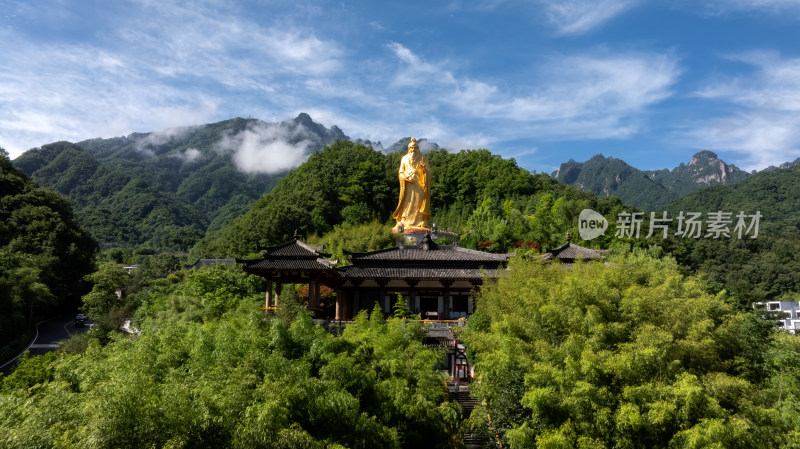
left=0, top=148, right=95, bottom=343
left=1, top=266, right=459, bottom=448
left=81, top=262, right=131, bottom=319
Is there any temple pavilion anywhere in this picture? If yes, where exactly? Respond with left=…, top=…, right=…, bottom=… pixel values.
left=241, top=233, right=512, bottom=321
left=241, top=233, right=609, bottom=380
left=540, top=234, right=612, bottom=268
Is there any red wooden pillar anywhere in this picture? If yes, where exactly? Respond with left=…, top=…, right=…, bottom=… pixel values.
left=265, top=281, right=273, bottom=309
left=335, top=289, right=347, bottom=320
left=308, top=280, right=320, bottom=309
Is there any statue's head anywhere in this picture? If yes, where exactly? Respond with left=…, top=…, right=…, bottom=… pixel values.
left=408, top=138, right=419, bottom=154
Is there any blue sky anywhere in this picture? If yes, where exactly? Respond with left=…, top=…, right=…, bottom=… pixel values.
left=2, top=0, right=800, bottom=172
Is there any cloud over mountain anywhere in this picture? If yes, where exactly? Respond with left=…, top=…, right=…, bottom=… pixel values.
left=217, top=122, right=312, bottom=174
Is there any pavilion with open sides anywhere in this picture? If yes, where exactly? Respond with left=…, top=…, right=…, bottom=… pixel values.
left=241, top=234, right=512, bottom=321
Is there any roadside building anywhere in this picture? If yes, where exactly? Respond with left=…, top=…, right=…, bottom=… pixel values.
left=757, top=301, right=800, bottom=334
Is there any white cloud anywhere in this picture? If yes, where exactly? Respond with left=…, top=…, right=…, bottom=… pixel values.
left=542, top=0, right=639, bottom=35
left=215, top=121, right=313, bottom=174
left=0, top=2, right=341, bottom=157
left=688, top=52, right=800, bottom=170
left=135, top=125, right=200, bottom=156
left=387, top=45, right=679, bottom=141
left=388, top=42, right=456, bottom=88
left=699, top=0, right=800, bottom=15
left=417, top=139, right=439, bottom=153
left=0, top=37, right=221, bottom=156
left=688, top=114, right=800, bottom=169
left=170, top=148, right=202, bottom=163
left=503, top=53, right=678, bottom=129
left=508, top=147, right=539, bottom=159
left=441, top=133, right=494, bottom=152
left=453, top=0, right=638, bottom=35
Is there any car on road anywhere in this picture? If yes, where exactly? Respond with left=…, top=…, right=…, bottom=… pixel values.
left=75, top=313, right=88, bottom=328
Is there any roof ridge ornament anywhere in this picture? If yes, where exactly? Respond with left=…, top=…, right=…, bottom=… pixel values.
left=421, top=232, right=436, bottom=251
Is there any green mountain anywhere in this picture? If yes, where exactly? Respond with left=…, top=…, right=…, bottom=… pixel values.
left=0, top=148, right=96, bottom=341
left=553, top=151, right=751, bottom=210
left=13, top=114, right=349, bottom=251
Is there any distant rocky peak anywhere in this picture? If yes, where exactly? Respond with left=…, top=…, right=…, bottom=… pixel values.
left=294, top=112, right=314, bottom=125
left=552, top=150, right=752, bottom=210
left=675, top=150, right=747, bottom=186
left=688, top=150, right=720, bottom=166
left=762, top=157, right=800, bottom=171
left=287, top=112, right=348, bottom=142
left=588, top=153, right=609, bottom=162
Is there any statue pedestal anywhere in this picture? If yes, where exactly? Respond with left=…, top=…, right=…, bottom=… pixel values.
left=397, top=227, right=429, bottom=245
left=394, top=227, right=458, bottom=245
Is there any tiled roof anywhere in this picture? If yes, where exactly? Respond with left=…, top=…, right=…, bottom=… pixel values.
left=347, top=245, right=511, bottom=263
left=257, top=239, right=328, bottom=258
left=336, top=264, right=504, bottom=280
left=243, top=257, right=332, bottom=272
left=243, top=238, right=511, bottom=281
left=542, top=242, right=611, bottom=261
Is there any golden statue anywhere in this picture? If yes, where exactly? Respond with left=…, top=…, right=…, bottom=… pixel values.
left=392, top=138, right=431, bottom=231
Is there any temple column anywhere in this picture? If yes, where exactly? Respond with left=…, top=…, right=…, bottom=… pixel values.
left=442, top=280, right=453, bottom=319
left=407, top=279, right=419, bottom=313
left=351, top=280, right=362, bottom=317
left=308, top=280, right=320, bottom=309
left=335, top=288, right=347, bottom=320
left=265, top=281, right=273, bottom=309
left=377, top=279, right=389, bottom=314
left=275, top=282, right=282, bottom=308
left=345, top=289, right=353, bottom=319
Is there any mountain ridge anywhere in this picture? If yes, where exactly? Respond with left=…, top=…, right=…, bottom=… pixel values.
left=12, top=114, right=354, bottom=250
left=552, top=150, right=751, bottom=210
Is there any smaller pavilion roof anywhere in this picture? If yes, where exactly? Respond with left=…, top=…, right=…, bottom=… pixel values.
left=257, top=239, right=329, bottom=258
left=541, top=235, right=611, bottom=263
left=243, top=239, right=332, bottom=276
left=243, top=257, right=332, bottom=272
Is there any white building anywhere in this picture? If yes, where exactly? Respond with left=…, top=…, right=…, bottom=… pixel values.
left=757, top=301, right=800, bottom=334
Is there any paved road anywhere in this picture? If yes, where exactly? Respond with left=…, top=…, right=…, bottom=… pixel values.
left=0, top=315, right=92, bottom=375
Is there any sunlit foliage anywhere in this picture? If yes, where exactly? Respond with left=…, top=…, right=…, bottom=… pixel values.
left=1, top=266, right=459, bottom=448
left=463, top=254, right=800, bottom=448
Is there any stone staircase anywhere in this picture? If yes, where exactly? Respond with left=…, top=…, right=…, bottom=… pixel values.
left=448, top=383, right=485, bottom=448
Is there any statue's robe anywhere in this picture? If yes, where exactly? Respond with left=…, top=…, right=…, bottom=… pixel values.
left=392, top=152, right=431, bottom=229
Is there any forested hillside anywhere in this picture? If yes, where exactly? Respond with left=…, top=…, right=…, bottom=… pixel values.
left=0, top=148, right=95, bottom=347
left=191, top=140, right=625, bottom=258
left=12, top=115, right=347, bottom=251
left=664, top=164, right=800, bottom=305
left=13, top=141, right=207, bottom=251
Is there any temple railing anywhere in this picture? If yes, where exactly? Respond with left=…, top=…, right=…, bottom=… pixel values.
left=312, top=318, right=467, bottom=337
